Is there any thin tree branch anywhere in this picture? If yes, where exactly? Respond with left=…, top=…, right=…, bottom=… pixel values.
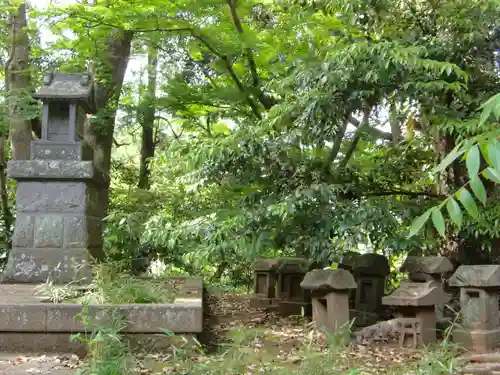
left=82, top=15, right=262, bottom=118
left=113, top=137, right=130, bottom=147
left=205, top=112, right=212, bottom=137
left=226, top=0, right=275, bottom=110
left=324, top=114, right=351, bottom=173
left=348, top=115, right=393, bottom=141
left=362, top=190, right=445, bottom=198
left=155, top=115, right=183, bottom=140
left=187, top=31, right=261, bottom=118
left=338, top=107, right=371, bottom=169
left=227, top=0, right=259, bottom=87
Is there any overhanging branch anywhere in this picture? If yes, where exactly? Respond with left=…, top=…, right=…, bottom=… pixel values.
left=338, top=106, right=371, bottom=169
left=348, top=115, right=392, bottom=141
left=362, top=190, right=445, bottom=198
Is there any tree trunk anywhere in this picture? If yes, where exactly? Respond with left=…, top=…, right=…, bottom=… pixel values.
left=84, top=29, right=133, bottom=219
left=6, top=2, right=31, bottom=160
left=85, top=30, right=133, bottom=175
left=138, top=41, right=158, bottom=190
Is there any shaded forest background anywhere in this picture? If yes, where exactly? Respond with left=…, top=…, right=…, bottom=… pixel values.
left=0, top=0, right=499, bottom=290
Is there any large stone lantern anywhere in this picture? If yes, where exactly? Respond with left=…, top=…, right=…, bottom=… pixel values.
left=2, top=72, right=106, bottom=284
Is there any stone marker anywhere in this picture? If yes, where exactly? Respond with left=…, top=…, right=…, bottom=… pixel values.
left=250, top=257, right=311, bottom=316
left=276, top=258, right=311, bottom=316
left=250, top=258, right=280, bottom=309
left=339, top=252, right=390, bottom=326
left=401, top=256, right=453, bottom=282
left=449, top=265, right=500, bottom=352
left=400, top=256, right=453, bottom=321
left=2, top=72, right=106, bottom=284
left=300, top=269, right=356, bottom=333
left=382, top=281, right=450, bottom=348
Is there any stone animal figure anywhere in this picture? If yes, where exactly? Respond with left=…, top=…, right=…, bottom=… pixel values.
left=353, top=319, right=402, bottom=344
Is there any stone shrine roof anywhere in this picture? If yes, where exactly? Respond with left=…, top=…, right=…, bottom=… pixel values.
left=252, top=257, right=310, bottom=273
left=276, top=257, right=309, bottom=273
left=33, top=72, right=95, bottom=112
left=252, top=258, right=281, bottom=271
left=382, top=281, right=451, bottom=307
left=300, top=269, right=357, bottom=291
left=449, top=265, right=500, bottom=288
left=339, top=252, right=390, bottom=276
left=400, top=256, right=453, bottom=275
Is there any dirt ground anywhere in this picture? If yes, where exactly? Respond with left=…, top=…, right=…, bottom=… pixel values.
left=0, top=291, right=427, bottom=375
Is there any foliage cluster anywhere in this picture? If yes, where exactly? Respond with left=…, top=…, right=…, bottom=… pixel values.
left=0, top=0, right=499, bottom=285
left=97, top=0, right=500, bottom=285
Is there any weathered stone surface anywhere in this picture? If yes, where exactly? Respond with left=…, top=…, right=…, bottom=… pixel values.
left=449, top=265, right=500, bottom=287
left=460, top=287, right=499, bottom=330
left=31, top=141, right=93, bottom=161
left=2, top=71, right=107, bottom=286
left=11, top=215, right=34, bottom=248
left=34, top=215, right=64, bottom=248
left=47, top=302, right=203, bottom=333
left=453, top=328, right=500, bottom=352
left=8, top=160, right=108, bottom=186
left=277, top=258, right=310, bottom=273
left=15, top=181, right=101, bottom=215
left=382, top=281, right=451, bottom=306
left=339, top=252, right=390, bottom=276
left=140, top=276, right=203, bottom=298
left=63, top=216, right=103, bottom=248
left=33, top=72, right=93, bottom=108
left=0, top=301, right=203, bottom=334
left=354, top=276, right=386, bottom=315
left=400, top=256, right=453, bottom=275
left=252, top=257, right=309, bottom=273
left=0, top=304, right=46, bottom=331
left=2, top=248, right=93, bottom=284
left=46, top=304, right=83, bottom=332
left=0, top=332, right=87, bottom=355
left=0, top=332, right=197, bottom=355
left=119, top=303, right=203, bottom=333
left=252, top=258, right=280, bottom=271
left=312, top=291, right=351, bottom=334
left=301, top=269, right=357, bottom=292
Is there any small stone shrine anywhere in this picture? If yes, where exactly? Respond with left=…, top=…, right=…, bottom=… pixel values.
left=276, top=258, right=311, bottom=316
left=250, top=257, right=311, bottom=316
left=250, top=258, right=280, bottom=309
left=301, top=268, right=356, bottom=333
left=448, top=265, right=500, bottom=352
left=382, top=281, right=450, bottom=348
left=400, top=256, right=454, bottom=321
left=2, top=72, right=106, bottom=284
left=339, top=252, right=390, bottom=326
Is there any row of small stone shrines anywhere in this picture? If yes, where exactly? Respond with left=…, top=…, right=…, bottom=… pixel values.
left=250, top=255, right=500, bottom=353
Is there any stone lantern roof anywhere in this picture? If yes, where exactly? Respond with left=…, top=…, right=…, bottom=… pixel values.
left=33, top=72, right=96, bottom=113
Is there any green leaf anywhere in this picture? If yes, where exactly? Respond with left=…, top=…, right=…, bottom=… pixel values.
left=408, top=209, right=431, bottom=238
left=470, top=176, right=487, bottom=205
left=487, top=141, right=500, bottom=171
left=479, top=93, right=500, bottom=126
left=434, top=142, right=465, bottom=173
left=483, top=167, right=500, bottom=183
left=431, top=208, right=446, bottom=237
left=446, top=198, right=462, bottom=228
left=457, top=188, right=479, bottom=218
left=466, top=144, right=480, bottom=178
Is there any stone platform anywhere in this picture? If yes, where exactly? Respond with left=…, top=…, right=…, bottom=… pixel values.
left=0, top=282, right=203, bottom=354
